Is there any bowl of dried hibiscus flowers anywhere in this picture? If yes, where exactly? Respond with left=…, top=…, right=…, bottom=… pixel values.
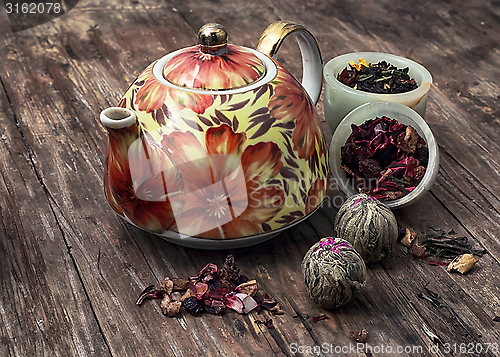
left=329, top=101, right=439, bottom=209
left=323, top=52, right=432, bottom=132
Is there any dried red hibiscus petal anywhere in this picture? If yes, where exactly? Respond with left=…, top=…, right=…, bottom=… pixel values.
left=136, top=285, right=166, bottom=306
left=136, top=255, right=277, bottom=319
left=340, top=116, right=429, bottom=201
left=312, top=314, right=329, bottom=323
left=428, top=261, right=449, bottom=266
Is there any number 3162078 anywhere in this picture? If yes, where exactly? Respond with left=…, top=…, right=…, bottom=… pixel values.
left=5, top=3, right=62, bottom=14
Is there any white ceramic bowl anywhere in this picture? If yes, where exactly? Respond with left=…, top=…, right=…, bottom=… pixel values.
left=324, top=52, right=432, bottom=132
left=329, top=101, right=439, bottom=209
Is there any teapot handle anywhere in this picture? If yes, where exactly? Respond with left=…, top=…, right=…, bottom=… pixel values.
left=256, top=21, right=322, bottom=105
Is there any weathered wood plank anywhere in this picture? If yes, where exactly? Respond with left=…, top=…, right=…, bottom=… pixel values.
left=1, top=0, right=500, bottom=356
left=0, top=53, right=111, bottom=357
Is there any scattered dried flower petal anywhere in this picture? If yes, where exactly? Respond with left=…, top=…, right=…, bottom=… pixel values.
left=224, top=294, right=244, bottom=313
left=235, top=280, right=258, bottom=296
left=136, top=285, right=165, bottom=306
left=136, top=255, right=278, bottom=319
left=447, top=254, right=478, bottom=274
left=351, top=329, right=369, bottom=343
left=410, top=245, right=426, bottom=258
left=428, top=261, right=449, bottom=267
left=235, top=293, right=258, bottom=313
left=171, top=291, right=182, bottom=301
left=312, top=315, right=329, bottom=323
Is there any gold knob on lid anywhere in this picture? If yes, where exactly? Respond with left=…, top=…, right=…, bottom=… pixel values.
left=198, top=23, right=228, bottom=54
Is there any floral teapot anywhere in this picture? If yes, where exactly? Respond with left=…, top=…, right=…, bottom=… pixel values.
left=100, top=21, right=329, bottom=249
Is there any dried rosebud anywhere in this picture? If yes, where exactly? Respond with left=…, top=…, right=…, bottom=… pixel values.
left=447, top=254, right=478, bottom=274
left=159, top=277, right=174, bottom=295
left=351, top=329, right=369, bottom=343
left=235, top=280, right=258, bottom=296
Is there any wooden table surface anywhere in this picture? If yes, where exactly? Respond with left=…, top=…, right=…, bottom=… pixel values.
left=1, top=0, right=500, bottom=356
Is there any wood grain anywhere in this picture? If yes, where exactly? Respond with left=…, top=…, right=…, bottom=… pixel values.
left=0, top=0, right=499, bottom=356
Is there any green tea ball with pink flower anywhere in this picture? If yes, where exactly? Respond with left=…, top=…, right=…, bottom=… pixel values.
left=301, top=237, right=367, bottom=309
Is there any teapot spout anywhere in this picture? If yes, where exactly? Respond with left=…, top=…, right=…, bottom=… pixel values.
left=100, top=107, right=139, bottom=217
left=100, top=107, right=137, bottom=130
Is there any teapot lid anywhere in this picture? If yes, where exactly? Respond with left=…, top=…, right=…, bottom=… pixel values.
left=163, top=23, right=266, bottom=91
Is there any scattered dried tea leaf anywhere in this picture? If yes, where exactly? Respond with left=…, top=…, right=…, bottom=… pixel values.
left=269, top=303, right=284, bottom=315
left=351, top=329, right=369, bottom=343
left=401, top=228, right=417, bottom=248
left=410, top=245, right=426, bottom=258
left=424, top=287, right=440, bottom=299
left=417, top=293, right=442, bottom=308
left=421, top=229, right=486, bottom=259
left=312, top=314, right=329, bottom=323
left=447, top=254, right=478, bottom=274
left=493, top=316, right=500, bottom=322
left=255, top=319, right=273, bottom=329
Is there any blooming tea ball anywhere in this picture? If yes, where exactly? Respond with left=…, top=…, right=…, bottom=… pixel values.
left=334, top=193, right=398, bottom=263
left=301, top=237, right=367, bottom=309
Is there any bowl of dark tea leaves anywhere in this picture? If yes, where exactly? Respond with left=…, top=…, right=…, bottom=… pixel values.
left=324, top=52, right=432, bottom=132
left=329, top=101, right=439, bottom=209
